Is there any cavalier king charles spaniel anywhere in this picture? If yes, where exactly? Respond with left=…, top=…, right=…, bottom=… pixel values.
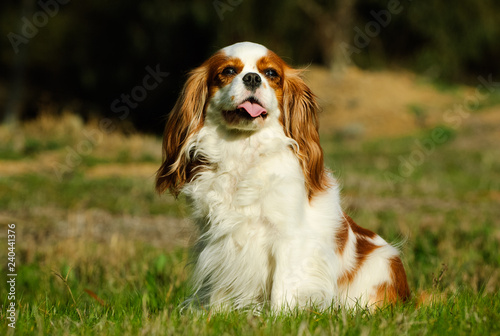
left=156, top=42, right=410, bottom=311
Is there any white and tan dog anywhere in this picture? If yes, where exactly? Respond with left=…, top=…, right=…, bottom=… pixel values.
left=156, top=42, right=410, bottom=310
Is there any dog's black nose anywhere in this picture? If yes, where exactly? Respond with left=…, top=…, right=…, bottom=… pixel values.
left=242, top=72, right=262, bottom=90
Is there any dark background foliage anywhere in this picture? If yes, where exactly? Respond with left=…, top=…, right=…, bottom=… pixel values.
left=1, top=0, right=499, bottom=133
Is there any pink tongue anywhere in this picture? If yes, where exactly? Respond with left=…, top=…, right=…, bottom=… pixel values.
left=237, top=101, right=267, bottom=117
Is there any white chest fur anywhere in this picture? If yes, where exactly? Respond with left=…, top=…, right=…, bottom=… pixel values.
left=180, top=121, right=345, bottom=309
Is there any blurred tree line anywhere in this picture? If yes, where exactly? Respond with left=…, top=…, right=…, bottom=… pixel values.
left=1, top=0, right=499, bottom=133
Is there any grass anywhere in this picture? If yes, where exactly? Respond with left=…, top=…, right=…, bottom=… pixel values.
left=0, top=174, right=184, bottom=217
left=0, top=110, right=499, bottom=335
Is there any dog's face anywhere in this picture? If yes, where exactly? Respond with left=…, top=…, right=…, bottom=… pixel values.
left=206, top=42, right=285, bottom=131
left=156, top=42, right=328, bottom=197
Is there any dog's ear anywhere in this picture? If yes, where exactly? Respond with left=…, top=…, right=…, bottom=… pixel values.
left=155, top=65, right=209, bottom=196
left=281, top=69, right=329, bottom=198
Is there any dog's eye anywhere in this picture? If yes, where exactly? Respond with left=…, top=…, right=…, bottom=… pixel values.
left=222, top=67, right=237, bottom=76
left=265, top=68, right=278, bottom=78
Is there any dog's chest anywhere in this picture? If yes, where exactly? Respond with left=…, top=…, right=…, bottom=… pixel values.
left=190, top=149, right=279, bottom=215
left=184, top=132, right=303, bottom=229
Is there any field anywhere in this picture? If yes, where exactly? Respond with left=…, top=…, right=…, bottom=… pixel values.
left=1, top=68, right=499, bottom=335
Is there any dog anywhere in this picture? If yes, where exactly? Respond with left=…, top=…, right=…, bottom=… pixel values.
left=156, top=42, right=410, bottom=310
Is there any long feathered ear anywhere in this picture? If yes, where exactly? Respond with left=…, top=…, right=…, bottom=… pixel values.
left=281, top=69, right=329, bottom=198
left=155, top=65, right=208, bottom=196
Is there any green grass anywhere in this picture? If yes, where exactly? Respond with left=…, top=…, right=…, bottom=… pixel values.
left=2, top=251, right=499, bottom=335
left=1, top=115, right=499, bottom=335
left=0, top=173, right=184, bottom=217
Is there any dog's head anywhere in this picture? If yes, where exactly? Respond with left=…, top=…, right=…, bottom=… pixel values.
left=156, top=42, right=327, bottom=197
left=205, top=42, right=284, bottom=131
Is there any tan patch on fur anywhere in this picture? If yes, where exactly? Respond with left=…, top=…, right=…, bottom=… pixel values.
left=206, top=52, right=245, bottom=98
left=337, top=215, right=410, bottom=306
left=276, top=56, right=330, bottom=199
left=338, top=215, right=382, bottom=286
left=256, top=51, right=284, bottom=104
left=374, top=282, right=396, bottom=304
left=389, top=256, right=411, bottom=302
left=155, top=64, right=208, bottom=196
left=344, top=213, right=376, bottom=239
left=372, top=257, right=410, bottom=305
left=337, top=234, right=380, bottom=287
left=336, top=216, right=350, bottom=255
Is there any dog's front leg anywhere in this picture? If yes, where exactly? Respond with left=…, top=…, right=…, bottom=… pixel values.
left=271, top=235, right=336, bottom=310
left=271, top=237, right=308, bottom=309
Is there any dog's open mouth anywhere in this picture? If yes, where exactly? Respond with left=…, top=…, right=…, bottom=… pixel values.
left=236, top=97, right=267, bottom=118
left=224, top=97, right=268, bottom=121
